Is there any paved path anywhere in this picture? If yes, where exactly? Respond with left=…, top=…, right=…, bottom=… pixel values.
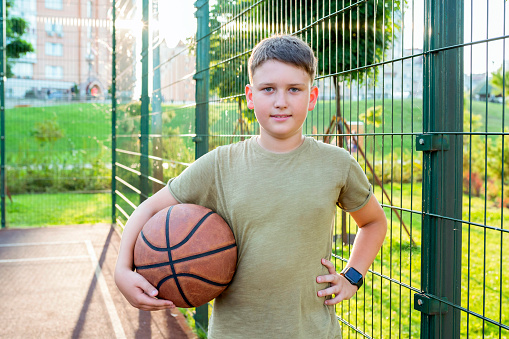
left=0, top=224, right=196, bottom=339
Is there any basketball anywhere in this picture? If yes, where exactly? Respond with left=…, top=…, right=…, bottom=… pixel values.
left=133, top=204, right=237, bottom=308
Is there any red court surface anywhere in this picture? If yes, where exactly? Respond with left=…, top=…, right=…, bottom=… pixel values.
left=0, top=224, right=196, bottom=339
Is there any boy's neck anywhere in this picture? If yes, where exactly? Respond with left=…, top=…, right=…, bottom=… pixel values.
left=256, top=133, right=305, bottom=153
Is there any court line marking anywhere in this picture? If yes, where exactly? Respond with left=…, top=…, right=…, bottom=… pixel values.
left=0, top=241, right=91, bottom=263
left=0, top=239, right=127, bottom=339
left=0, top=241, right=84, bottom=247
left=85, top=240, right=126, bottom=339
left=0, top=255, right=90, bottom=263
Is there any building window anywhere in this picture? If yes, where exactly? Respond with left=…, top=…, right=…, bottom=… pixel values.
left=12, top=63, right=33, bottom=79
left=45, top=42, right=63, bottom=56
left=45, top=22, right=63, bottom=37
left=45, top=65, right=63, bottom=79
left=45, top=0, right=63, bottom=10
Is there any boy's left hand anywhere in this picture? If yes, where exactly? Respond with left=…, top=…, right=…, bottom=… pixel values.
left=316, top=258, right=359, bottom=305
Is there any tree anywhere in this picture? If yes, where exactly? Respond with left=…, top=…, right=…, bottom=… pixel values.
left=208, top=0, right=256, bottom=137
left=6, top=0, right=34, bottom=78
left=208, top=0, right=401, bottom=125
left=491, top=66, right=509, bottom=104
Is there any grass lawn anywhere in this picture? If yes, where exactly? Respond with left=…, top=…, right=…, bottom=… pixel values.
left=7, top=103, right=112, bottom=157
left=6, top=98, right=505, bottom=170
left=5, top=192, right=111, bottom=227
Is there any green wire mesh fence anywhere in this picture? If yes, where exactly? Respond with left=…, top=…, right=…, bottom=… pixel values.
left=2, top=0, right=508, bottom=337
left=2, top=0, right=112, bottom=227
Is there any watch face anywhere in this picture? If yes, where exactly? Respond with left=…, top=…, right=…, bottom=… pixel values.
left=345, top=267, right=363, bottom=283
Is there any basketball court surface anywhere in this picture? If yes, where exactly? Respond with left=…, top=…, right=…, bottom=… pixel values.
left=0, top=224, right=195, bottom=339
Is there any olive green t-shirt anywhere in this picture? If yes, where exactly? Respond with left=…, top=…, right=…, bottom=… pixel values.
left=168, top=136, right=372, bottom=338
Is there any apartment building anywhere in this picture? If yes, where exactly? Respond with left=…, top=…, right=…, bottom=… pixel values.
left=158, top=40, right=196, bottom=104
left=8, top=0, right=112, bottom=100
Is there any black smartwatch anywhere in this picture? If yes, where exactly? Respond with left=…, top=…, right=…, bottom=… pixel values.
left=340, top=267, right=363, bottom=289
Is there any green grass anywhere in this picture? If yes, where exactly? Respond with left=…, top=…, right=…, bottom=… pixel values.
left=468, top=99, right=509, bottom=133
left=7, top=103, right=112, bottom=158
left=5, top=192, right=111, bottom=227
left=7, top=99, right=504, bottom=170
left=6, top=98, right=505, bottom=160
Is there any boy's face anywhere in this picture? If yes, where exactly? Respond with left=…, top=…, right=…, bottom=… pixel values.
left=245, top=60, right=318, bottom=144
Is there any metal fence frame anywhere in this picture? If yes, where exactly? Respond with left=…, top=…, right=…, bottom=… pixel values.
left=110, top=0, right=509, bottom=336
left=1, top=0, right=507, bottom=337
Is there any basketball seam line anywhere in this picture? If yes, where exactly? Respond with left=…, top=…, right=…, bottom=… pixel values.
left=139, top=211, right=216, bottom=252
left=140, top=231, right=166, bottom=251
left=156, top=273, right=231, bottom=289
left=140, top=206, right=230, bottom=308
left=134, top=243, right=236, bottom=270
left=170, top=211, right=215, bottom=250
left=165, top=206, right=193, bottom=308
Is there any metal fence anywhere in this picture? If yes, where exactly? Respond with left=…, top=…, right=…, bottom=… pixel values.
left=1, top=0, right=112, bottom=227
left=110, top=0, right=509, bottom=337
left=2, top=0, right=509, bottom=337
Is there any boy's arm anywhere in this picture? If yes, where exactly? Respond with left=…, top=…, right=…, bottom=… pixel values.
left=317, top=195, right=387, bottom=305
left=115, top=186, right=180, bottom=310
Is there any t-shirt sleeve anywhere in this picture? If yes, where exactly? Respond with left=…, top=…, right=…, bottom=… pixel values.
left=337, top=155, right=372, bottom=212
left=167, top=149, right=219, bottom=210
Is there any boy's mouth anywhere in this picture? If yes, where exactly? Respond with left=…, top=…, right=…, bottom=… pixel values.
left=271, top=114, right=292, bottom=120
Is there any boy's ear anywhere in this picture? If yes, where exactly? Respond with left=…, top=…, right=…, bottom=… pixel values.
left=245, top=84, right=254, bottom=109
left=308, top=85, right=319, bottom=111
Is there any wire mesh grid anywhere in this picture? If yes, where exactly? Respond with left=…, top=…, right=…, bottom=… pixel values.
left=191, top=0, right=509, bottom=337
left=4, top=0, right=508, bottom=337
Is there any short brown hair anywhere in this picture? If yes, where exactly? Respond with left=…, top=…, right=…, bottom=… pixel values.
left=248, top=35, right=317, bottom=83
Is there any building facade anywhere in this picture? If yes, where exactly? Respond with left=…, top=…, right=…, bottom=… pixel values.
left=8, top=0, right=112, bottom=101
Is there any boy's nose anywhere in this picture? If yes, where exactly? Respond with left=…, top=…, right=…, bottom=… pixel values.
left=273, top=92, right=288, bottom=109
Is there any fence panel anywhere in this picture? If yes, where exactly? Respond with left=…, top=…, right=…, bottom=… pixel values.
left=112, top=0, right=202, bottom=330
left=200, top=0, right=509, bottom=337
left=2, top=0, right=502, bottom=336
left=113, top=0, right=197, bottom=230
left=3, top=0, right=112, bottom=227
left=459, top=1, right=509, bottom=337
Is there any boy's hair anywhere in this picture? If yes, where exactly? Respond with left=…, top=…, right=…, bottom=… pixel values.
left=248, top=35, right=317, bottom=84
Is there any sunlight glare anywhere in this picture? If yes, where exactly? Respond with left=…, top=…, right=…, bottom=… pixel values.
left=157, top=1, right=197, bottom=48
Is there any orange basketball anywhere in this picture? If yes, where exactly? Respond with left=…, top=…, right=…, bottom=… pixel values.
left=134, top=204, right=237, bottom=308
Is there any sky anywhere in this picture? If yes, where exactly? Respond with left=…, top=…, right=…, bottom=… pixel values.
left=158, top=1, right=197, bottom=48
left=156, top=0, right=508, bottom=75
left=464, top=0, right=509, bottom=75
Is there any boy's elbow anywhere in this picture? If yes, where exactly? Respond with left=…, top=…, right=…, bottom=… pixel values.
left=380, top=216, right=388, bottom=236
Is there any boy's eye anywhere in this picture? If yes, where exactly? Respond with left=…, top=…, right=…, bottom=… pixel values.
left=263, top=87, right=273, bottom=92
left=289, top=88, right=300, bottom=93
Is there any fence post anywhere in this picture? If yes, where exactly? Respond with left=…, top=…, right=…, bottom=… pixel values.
left=419, top=0, right=463, bottom=337
left=194, top=0, right=209, bottom=159
left=139, top=0, right=150, bottom=203
left=151, top=0, right=163, bottom=194
left=0, top=0, right=5, bottom=229
left=193, top=0, right=210, bottom=331
left=111, top=0, right=117, bottom=225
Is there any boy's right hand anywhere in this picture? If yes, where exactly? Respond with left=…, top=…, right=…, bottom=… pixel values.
left=115, top=268, right=175, bottom=311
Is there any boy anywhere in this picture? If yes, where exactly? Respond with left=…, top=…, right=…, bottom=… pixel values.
left=115, top=35, right=387, bottom=338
